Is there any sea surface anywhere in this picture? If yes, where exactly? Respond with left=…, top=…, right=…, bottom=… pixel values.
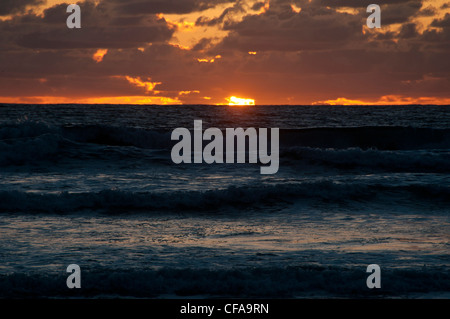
left=0, top=104, right=449, bottom=298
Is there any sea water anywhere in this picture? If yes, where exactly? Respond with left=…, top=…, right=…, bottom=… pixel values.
left=0, top=104, right=449, bottom=298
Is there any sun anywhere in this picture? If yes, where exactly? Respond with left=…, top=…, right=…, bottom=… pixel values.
left=227, top=96, right=255, bottom=106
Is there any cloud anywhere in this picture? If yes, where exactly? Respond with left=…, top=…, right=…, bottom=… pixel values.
left=1, top=2, right=175, bottom=50
left=315, top=0, right=413, bottom=8
left=431, top=13, right=450, bottom=28
left=421, top=13, right=450, bottom=50
left=398, top=22, right=419, bottom=38
left=0, top=0, right=45, bottom=16
left=111, top=0, right=236, bottom=15
left=380, top=0, right=423, bottom=25
left=217, top=3, right=364, bottom=52
left=195, top=1, right=246, bottom=26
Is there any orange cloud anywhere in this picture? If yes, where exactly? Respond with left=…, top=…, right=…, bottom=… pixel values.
left=123, top=76, right=161, bottom=93
left=290, top=4, right=301, bottom=14
left=92, top=49, right=108, bottom=63
left=178, top=90, right=200, bottom=95
left=312, top=98, right=369, bottom=105
left=257, top=0, right=270, bottom=15
left=197, top=55, right=221, bottom=63
left=313, top=96, right=450, bottom=106
left=378, top=95, right=450, bottom=105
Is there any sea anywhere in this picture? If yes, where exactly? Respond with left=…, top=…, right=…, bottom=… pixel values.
left=0, top=104, right=449, bottom=298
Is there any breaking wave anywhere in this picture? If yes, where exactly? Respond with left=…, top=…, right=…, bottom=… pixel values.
left=0, top=181, right=448, bottom=213
left=1, top=121, right=450, bottom=169
left=282, top=147, right=450, bottom=172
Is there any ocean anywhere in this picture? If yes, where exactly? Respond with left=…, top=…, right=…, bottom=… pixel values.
left=0, top=104, right=449, bottom=298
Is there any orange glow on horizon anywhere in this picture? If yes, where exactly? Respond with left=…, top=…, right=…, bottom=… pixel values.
left=0, top=96, right=182, bottom=105
left=313, top=96, right=450, bottom=105
left=313, top=97, right=368, bottom=105
left=227, top=96, right=256, bottom=106
left=1, top=95, right=449, bottom=106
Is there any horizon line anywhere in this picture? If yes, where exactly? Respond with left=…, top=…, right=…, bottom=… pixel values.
left=1, top=103, right=450, bottom=107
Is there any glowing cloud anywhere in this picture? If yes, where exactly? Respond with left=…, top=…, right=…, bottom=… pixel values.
left=197, top=55, right=222, bottom=63
left=92, top=49, right=108, bottom=63
left=179, top=90, right=200, bottom=95
left=290, top=4, right=301, bottom=14
left=257, top=0, right=270, bottom=15
left=313, top=96, right=450, bottom=106
left=227, top=96, right=255, bottom=106
left=124, top=76, right=161, bottom=93
left=313, top=97, right=368, bottom=105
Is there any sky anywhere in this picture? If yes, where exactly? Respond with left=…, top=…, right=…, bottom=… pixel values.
left=0, top=0, right=449, bottom=105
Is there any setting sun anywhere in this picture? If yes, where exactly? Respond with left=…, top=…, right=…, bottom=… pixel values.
left=227, top=96, right=255, bottom=106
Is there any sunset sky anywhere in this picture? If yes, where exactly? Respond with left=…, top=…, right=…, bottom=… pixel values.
left=0, top=0, right=449, bottom=105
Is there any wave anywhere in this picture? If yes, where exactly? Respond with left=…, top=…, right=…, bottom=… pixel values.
left=2, top=121, right=450, bottom=149
left=0, top=133, right=71, bottom=165
left=0, top=122, right=170, bottom=165
left=280, top=127, right=450, bottom=150
left=1, top=265, right=448, bottom=298
left=0, top=182, right=448, bottom=213
left=1, top=121, right=450, bottom=167
left=61, top=125, right=171, bottom=149
left=282, top=147, right=450, bottom=172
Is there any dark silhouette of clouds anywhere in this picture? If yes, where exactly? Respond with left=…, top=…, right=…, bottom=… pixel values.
left=0, top=0, right=45, bottom=16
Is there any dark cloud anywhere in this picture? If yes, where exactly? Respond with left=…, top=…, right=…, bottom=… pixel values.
left=211, top=0, right=428, bottom=55
left=421, top=13, right=450, bottom=50
left=314, top=0, right=415, bottom=8
left=1, top=2, right=175, bottom=50
left=17, top=25, right=173, bottom=49
left=218, top=5, right=364, bottom=52
left=399, top=23, right=419, bottom=38
left=111, top=0, right=236, bottom=15
left=306, top=0, right=425, bottom=25
left=381, top=1, right=423, bottom=25
left=196, top=3, right=245, bottom=27
left=192, top=37, right=213, bottom=51
left=251, top=2, right=265, bottom=11
left=0, top=0, right=45, bottom=16
left=431, top=13, right=450, bottom=28
left=416, top=5, right=437, bottom=17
